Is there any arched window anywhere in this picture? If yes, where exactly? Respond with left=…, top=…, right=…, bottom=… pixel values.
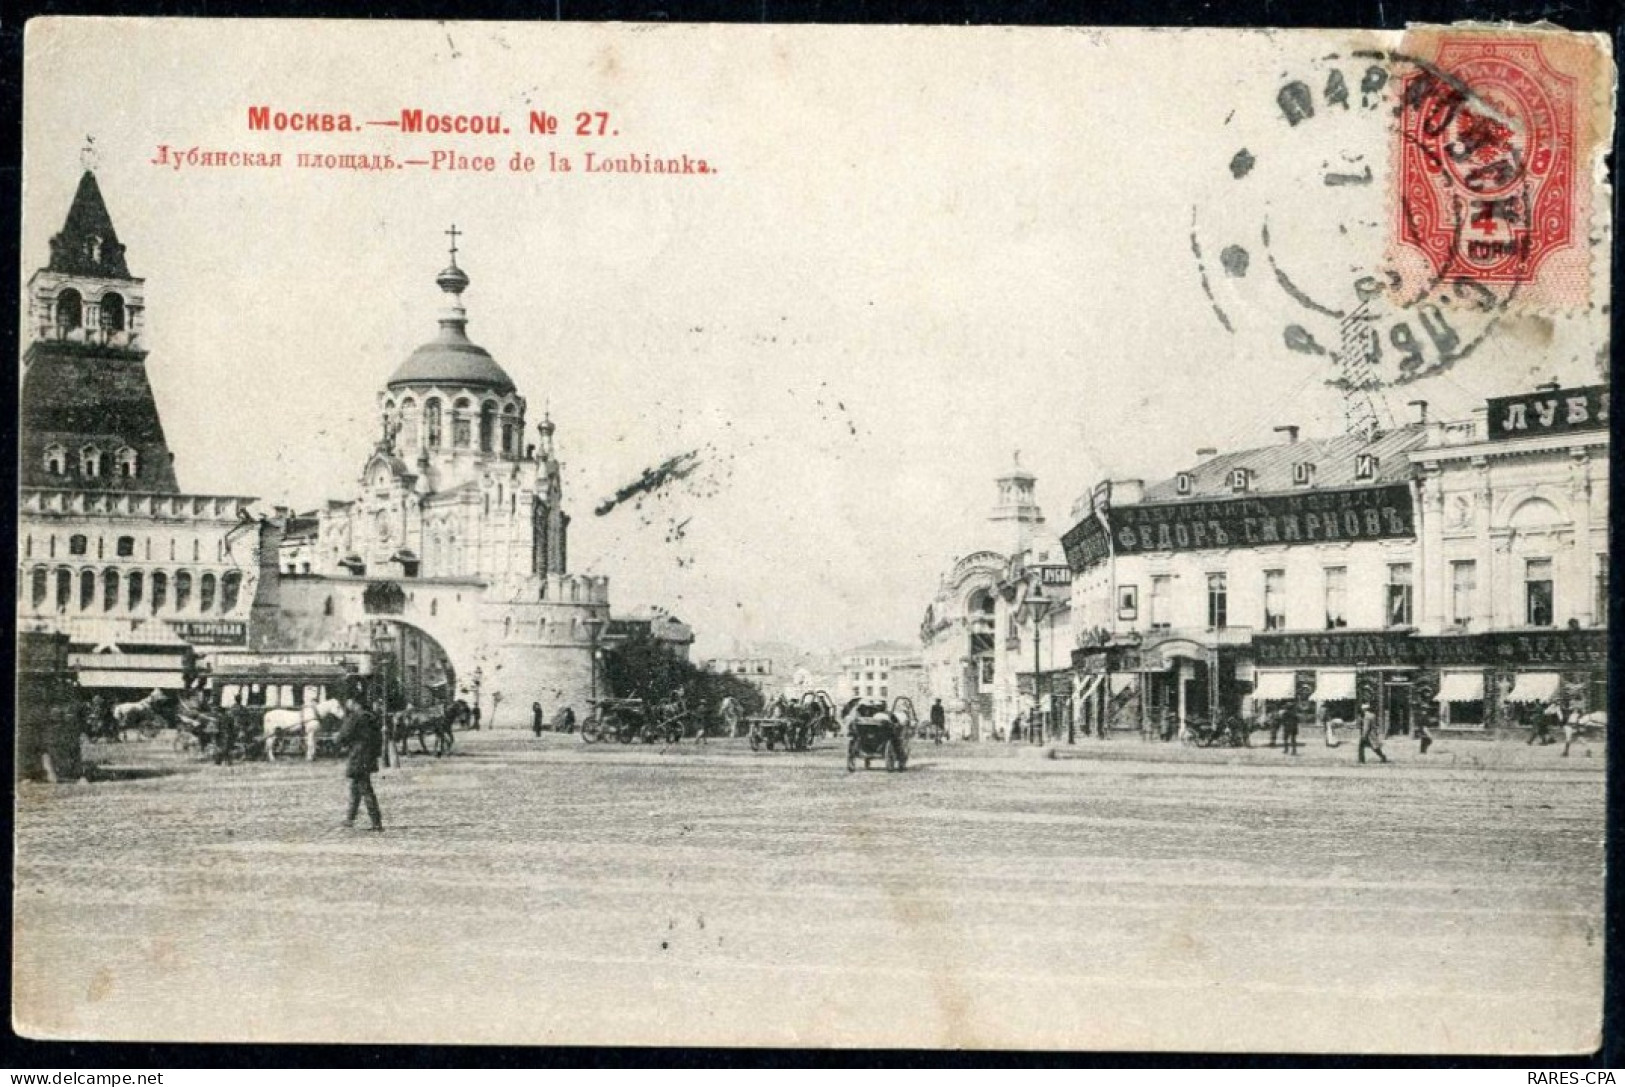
left=79, top=569, right=95, bottom=610
left=199, top=572, right=217, bottom=612
left=102, top=568, right=120, bottom=611
left=174, top=571, right=192, bottom=610
left=31, top=567, right=47, bottom=608
left=150, top=571, right=167, bottom=613
left=425, top=399, right=443, bottom=447
left=100, top=292, right=126, bottom=332
left=400, top=397, right=418, bottom=448
left=56, top=288, right=83, bottom=333
left=500, top=405, right=519, bottom=456
left=479, top=402, right=497, bottom=452
left=43, top=444, right=66, bottom=476
left=221, top=571, right=242, bottom=612
left=116, top=448, right=139, bottom=478
left=127, top=570, right=143, bottom=610
left=453, top=398, right=472, bottom=448
left=80, top=444, right=102, bottom=478
left=54, top=568, right=71, bottom=610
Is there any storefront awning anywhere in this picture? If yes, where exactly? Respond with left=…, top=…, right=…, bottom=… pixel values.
left=1504, top=672, right=1561, bottom=704
left=1310, top=670, right=1357, bottom=702
left=1253, top=671, right=1298, bottom=701
left=1435, top=671, right=1485, bottom=703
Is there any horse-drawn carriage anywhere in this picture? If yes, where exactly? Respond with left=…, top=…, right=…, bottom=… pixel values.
left=844, top=696, right=916, bottom=772
left=389, top=700, right=469, bottom=757
left=580, top=697, right=691, bottom=745
left=746, top=691, right=838, bottom=752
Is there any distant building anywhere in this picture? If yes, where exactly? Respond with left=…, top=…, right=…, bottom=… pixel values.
left=839, top=639, right=922, bottom=705
left=918, top=456, right=1057, bottom=738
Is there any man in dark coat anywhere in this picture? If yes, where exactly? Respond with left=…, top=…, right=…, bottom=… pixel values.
left=1279, top=704, right=1300, bottom=756
left=338, top=698, right=384, bottom=831
left=1357, top=703, right=1387, bottom=764
left=532, top=701, right=545, bottom=737
left=929, top=698, right=946, bottom=741
left=560, top=706, right=576, bottom=733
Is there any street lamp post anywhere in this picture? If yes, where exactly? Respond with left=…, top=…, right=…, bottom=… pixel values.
left=1025, top=575, right=1051, bottom=745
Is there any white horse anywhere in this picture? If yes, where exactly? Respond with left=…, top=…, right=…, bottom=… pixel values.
left=263, top=698, right=346, bottom=761
left=112, top=689, right=169, bottom=738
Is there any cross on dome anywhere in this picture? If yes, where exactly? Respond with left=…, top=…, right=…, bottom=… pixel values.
left=445, top=223, right=461, bottom=267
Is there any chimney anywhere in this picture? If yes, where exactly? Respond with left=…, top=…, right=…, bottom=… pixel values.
left=1195, top=447, right=1218, bottom=462
left=1407, top=399, right=1428, bottom=425
left=1272, top=425, right=1300, bottom=444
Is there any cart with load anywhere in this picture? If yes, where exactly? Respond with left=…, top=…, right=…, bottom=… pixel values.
left=843, top=696, right=914, bottom=772
left=580, top=697, right=685, bottom=745
left=747, top=691, right=837, bottom=752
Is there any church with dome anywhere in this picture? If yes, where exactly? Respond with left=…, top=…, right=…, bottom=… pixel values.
left=255, top=232, right=614, bottom=721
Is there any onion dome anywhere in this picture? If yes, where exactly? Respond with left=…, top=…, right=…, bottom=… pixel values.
left=387, top=230, right=515, bottom=394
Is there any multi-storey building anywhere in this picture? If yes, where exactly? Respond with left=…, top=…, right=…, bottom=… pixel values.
left=1061, top=387, right=1609, bottom=739
left=17, top=166, right=272, bottom=692
left=918, top=457, right=1056, bottom=739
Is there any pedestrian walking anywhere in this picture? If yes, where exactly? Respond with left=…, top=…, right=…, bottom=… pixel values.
left=1279, top=705, right=1300, bottom=755
left=1530, top=700, right=1561, bottom=746
left=337, top=697, right=385, bottom=832
left=1357, top=703, right=1387, bottom=764
left=1561, top=709, right=1580, bottom=757
left=1416, top=713, right=1434, bottom=755
left=217, top=696, right=246, bottom=765
left=1266, top=708, right=1281, bottom=749
left=929, top=698, right=946, bottom=743
left=560, top=706, right=576, bottom=734
left=532, top=701, right=544, bottom=737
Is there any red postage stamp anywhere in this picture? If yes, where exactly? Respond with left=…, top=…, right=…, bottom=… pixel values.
left=1392, top=29, right=1608, bottom=309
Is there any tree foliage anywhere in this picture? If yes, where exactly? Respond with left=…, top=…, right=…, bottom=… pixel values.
left=601, top=634, right=765, bottom=715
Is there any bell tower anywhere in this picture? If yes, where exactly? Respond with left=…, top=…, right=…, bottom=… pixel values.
left=988, top=450, right=1046, bottom=556
left=21, top=153, right=177, bottom=492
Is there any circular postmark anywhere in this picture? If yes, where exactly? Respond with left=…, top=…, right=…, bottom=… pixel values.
left=1188, top=41, right=1562, bottom=405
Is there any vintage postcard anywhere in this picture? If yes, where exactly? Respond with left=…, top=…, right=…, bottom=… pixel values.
left=14, top=19, right=1614, bottom=1052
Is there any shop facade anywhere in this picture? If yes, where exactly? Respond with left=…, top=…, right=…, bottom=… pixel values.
left=1058, top=383, right=1610, bottom=742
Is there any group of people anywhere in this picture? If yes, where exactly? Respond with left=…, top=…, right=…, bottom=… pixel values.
left=531, top=702, right=578, bottom=736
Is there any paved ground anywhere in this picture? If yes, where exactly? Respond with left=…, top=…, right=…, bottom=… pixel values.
left=13, top=730, right=1606, bottom=1053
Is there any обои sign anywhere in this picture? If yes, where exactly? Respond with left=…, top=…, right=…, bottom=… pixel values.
left=1487, top=384, right=1609, bottom=441
left=1109, top=484, right=1413, bottom=556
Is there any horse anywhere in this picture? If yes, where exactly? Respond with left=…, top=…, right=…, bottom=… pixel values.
left=111, top=689, right=171, bottom=740
left=392, top=701, right=459, bottom=757
left=263, top=698, right=346, bottom=761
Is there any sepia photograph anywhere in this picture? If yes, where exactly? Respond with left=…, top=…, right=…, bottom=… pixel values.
left=12, top=17, right=1615, bottom=1054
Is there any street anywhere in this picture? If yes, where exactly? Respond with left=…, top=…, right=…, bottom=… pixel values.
left=13, top=733, right=1605, bottom=1053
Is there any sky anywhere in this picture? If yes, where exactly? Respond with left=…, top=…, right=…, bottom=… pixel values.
left=21, top=21, right=1611, bottom=657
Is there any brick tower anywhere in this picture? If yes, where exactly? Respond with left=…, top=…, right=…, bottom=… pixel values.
left=21, top=165, right=178, bottom=493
